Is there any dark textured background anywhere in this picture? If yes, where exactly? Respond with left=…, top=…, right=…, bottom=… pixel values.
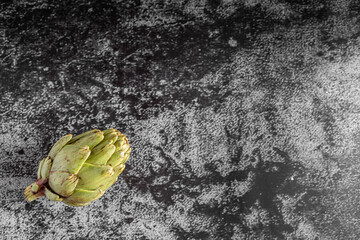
left=1, top=0, right=360, bottom=239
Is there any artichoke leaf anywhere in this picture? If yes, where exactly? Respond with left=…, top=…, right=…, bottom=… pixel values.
left=48, top=134, right=73, bottom=159
left=69, top=131, right=104, bottom=149
left=63, top=188, right=104, bottom=205
left=40, top=156, right=53, bottom=179
left=114, top=135, right=129, bottom=152
left=103, top=131, right=119, bottom=143
left=77, top=163, right=114, bottom=190
left=48, top=171, right=79, bottom=197
left=67, top=129, right=101, bottom=144
left=102, top=128, right=117, bottom=135
left=89, top=139, right=113, bottom=152
left=44, top=187, right=63, bottom=201
left=101, top=164, right=125, bottom=191
left=107, top=148, right=131, bottom=168
left=86, top=141, right=116, bottom=165
left=37, top=158, right=46, bottom=179
left=51, top=145, right=91, bottom=174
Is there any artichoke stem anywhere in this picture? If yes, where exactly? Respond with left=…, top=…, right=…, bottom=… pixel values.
left=24, top=179, right=47, bottom=202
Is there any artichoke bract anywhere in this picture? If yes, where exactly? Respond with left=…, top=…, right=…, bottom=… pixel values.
left=24, top=128, right=131, bottom=207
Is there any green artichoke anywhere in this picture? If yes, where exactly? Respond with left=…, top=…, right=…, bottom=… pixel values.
left=24, top=128, right=131, bottom=207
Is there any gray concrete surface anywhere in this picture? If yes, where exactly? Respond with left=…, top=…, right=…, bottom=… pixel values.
left=1, top=0, right=360, bottom=239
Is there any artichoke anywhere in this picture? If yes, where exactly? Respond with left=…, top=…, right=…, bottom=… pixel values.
left=24, top=128, right=131, bottom=207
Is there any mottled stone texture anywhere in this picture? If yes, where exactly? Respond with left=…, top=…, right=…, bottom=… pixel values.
left=1, top=0, right=360, bottom=239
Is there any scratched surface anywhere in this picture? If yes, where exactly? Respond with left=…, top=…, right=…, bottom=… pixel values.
left=1, top=0, right=360, bottom=239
